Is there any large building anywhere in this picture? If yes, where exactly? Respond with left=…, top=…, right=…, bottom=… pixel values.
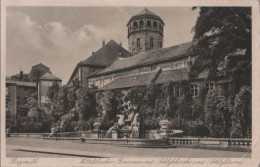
left=70, top=8, right=222, bottom=94
left=6, top=63, right=62, bottom=129
left=83, top=8, right=208, bottom=94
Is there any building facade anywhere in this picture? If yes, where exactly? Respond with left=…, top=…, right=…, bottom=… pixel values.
left=6, top=63, right=62, bottom=130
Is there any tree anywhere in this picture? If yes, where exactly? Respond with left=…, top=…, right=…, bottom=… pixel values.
left=230, top=86, right=251, bottom=138
left=204, top=88, right=230, bottom=137
left=190, top=7, right=251, bottom=90
left=47, top=81, right=60, bottom=101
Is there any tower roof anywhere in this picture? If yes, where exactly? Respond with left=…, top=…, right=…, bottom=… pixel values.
left=127, top=8, right=164, bottom=25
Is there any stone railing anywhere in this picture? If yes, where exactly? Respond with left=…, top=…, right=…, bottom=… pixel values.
left=168, top=137, right=251, bottom=149
left=8, top=133, right=50, bottom=138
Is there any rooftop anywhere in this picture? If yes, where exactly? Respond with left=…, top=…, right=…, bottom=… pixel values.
left=127, top=8, right=164, bottom=25
left=79, top=40, right=133, bottom=67
left=39, top=72, right=62, bottom=81
left=6, top=78, right=37, bottom=87
left=89, top=41, right=194, bottom=77
left=99, top=68, right=190, bottom=91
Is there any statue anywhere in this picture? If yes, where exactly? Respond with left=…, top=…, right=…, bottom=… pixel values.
left=116, top=114, right=125, bottom=128
left=131, top=113, right=140, bottom=139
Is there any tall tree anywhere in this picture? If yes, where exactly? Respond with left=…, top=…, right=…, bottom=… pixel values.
left=190, top=7, right=251, bottom=90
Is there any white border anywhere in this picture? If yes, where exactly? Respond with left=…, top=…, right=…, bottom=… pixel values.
left=1, top=0, right=259, bottom=166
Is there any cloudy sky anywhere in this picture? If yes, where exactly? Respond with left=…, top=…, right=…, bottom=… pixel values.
left=6, top=7, right=199, bottom=84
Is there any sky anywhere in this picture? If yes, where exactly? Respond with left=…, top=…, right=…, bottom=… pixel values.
left=6, top=7, right=199, bottom=84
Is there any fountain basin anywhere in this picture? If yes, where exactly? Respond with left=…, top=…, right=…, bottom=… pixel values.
left=81, top=138, right=176, bottom=148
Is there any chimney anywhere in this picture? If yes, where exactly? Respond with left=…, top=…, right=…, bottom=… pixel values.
left=20, top=70, right=24, bottom=80
left=102, top=40, right=105, bottom=47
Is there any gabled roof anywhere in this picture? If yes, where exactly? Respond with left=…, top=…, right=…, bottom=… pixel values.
left=89, top=42, right=194, bottom=78
left=39, top=72, right=62, bottom=81
left=80, top=40, right=132, bottom=67
left=127, top=8, right=164, bottom=25
left=68, top=40, right=133, bottom=83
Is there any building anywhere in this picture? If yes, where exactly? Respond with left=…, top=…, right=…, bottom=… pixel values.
left=38, top=72, right=62, bottom=104
left=127, top=7, right=164, bottom=54
left=68, top=40, right=133, bottom=87
left=6, top=63, right=62, bottom=129
left=85, top=8, right=211, bottom=94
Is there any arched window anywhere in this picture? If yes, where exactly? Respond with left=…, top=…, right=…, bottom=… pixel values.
left=150, top=38, right=153, bottom=48
left=153, top=22, right=157, bottom=27
left=139, top=20, right=144, bottom=27
left=133, top=22, right=138, bottom=28
left=147, top=20, right=151, bottom=27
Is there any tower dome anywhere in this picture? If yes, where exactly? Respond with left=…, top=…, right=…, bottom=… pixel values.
left=127, top=8, right=164, bottom=54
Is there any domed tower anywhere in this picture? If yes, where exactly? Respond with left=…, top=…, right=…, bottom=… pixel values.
left=127, top=8, right=164, bottom=54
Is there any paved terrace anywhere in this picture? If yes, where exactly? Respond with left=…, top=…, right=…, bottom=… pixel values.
left=6, top=138, right=251, bottom=158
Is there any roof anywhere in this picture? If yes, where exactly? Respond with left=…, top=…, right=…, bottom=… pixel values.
left=6, top=78, right=37, bottom=87
left=28, top=63, right=52, bottom=82
left=80, top=40, right=133, bottom=67
left=68, top=40, right=133, bottom=83
left=89, top=42, right=193, bottom=77
left=39, top=72, right=62, bottom=81
left=99, top=68, right=191, bottom=90
left=99, top=71, right=159, bottom=90
left=155, top=68, right=189, bottom=84
left=32, top=63, right=50, bottom=71
left=127, top=8, right=164, bottom=25
left=11, top=73, right=29, bottom=78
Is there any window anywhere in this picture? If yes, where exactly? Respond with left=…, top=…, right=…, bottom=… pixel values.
left=206, top=82, right=214, bottom=91
left=24, top=87, right=29, bottom=92
left=6, top=100, right=8, bottom=109
left=139, top=20, right=144, bottom=27
left=159, top=24, right=162, bottom=30
left=150, top=38, right=153, bottom=48
left=153, top=22, right=157, bottom=27
left=94, top=80, right=102, bottom=88
left=190, top=84, right=198, bottom=96
left=137, top=38, right=140, bottom=47
left=133, top=22, right=138, bottom=28
left=147, top=20, right=151, bottom=27
left=174, top=85, right=182, bottom=97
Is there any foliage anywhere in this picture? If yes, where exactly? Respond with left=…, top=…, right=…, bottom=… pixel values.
left=190, top=7, right=251, bottom=87
left=204, top=88, right=230, bottom=137
left=230, top=86, right=251, bottom=138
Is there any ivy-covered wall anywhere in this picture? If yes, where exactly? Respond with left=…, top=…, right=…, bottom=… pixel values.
left=95, top=81, right=251, bottom=138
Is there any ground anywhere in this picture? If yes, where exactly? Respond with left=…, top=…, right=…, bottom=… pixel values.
left=5, top=138, right=251, bottom=158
